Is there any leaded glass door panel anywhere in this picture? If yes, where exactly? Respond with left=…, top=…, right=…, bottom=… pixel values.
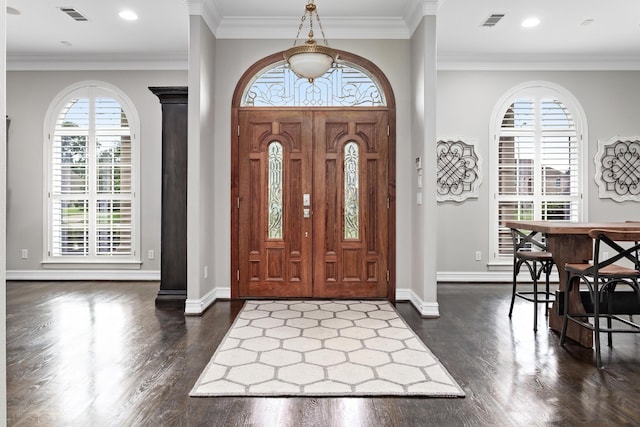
left=313, top=110, right=389, bottom=298
left=237, top=109, right=388, bottom=298
left=238, top=110, right=313, bottom=297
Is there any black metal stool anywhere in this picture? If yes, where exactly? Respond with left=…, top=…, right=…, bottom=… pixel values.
left=509, top=228, right=556, bottom=332
left=560, top=228, right=640, bottom=368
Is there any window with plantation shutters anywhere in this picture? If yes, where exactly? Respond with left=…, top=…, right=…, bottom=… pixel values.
left=47, top=84, right=139, bottom=262
left=490, top=84, right=586, bottom=263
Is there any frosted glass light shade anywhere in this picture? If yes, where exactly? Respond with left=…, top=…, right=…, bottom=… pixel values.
left=284, top=44, right=337, bottom=82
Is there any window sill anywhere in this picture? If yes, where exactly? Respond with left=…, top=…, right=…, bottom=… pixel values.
left=41, top=260, right=142, bottom=270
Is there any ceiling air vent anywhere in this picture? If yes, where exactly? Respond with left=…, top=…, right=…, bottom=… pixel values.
left=481, top=14, right=505, bottom=27
left=58, top=7, right=89, bottom=22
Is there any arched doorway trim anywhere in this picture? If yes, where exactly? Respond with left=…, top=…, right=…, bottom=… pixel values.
left=231, top=49, right=396, bottom=300
left=233, top=50, right=396, bottom=110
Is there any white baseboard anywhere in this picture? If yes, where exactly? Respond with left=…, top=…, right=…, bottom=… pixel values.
left=189, top=287, right=440, bottom=317
left=7, top=269, right=551, bottom=318
left=394, top=270, right=559, bottom=318
left=6, top=269, right=523, bottom=284
left=395, top=288, right=440, bottom=318
left=6, top=269, right=160, bottom=281
left=437, top=270, right=559, bottom=283
left=185, top=286, right=231, bottom=315
left=215, top=287, right=231, bottom=299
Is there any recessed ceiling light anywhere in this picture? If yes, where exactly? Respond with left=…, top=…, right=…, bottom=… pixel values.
left=522, top=17, right=540, bottom=28
left=119, top=10, right=138, bottom=21
left=60, top=41, right=73, bottom=47
left=581, top=19, right=595, bottom=26
left=7, top=6, right=21, bottom=15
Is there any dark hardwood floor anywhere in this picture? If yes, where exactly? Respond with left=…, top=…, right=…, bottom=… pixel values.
left=7, top=281, right=640, bottom=426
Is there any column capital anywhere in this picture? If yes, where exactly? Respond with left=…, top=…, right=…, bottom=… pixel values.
left=422, top=0, right=443, bottom=16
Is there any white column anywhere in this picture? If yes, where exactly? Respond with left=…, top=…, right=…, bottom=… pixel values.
left=185, top=2, right=219, bottom=314
left=422, top=13, right=439, bottom=316
left=410, top=3, right=439, bottom=317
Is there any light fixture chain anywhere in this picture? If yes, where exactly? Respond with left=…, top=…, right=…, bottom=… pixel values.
left=308, top=8, right=314, bottom=41
left=284, top=0, right=337, bottom=82
left=293, top=14, right=308, bottom=47
left=315, top=14, right=329, bottom=47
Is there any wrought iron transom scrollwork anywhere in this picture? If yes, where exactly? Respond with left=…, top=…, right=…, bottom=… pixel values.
left=241, top=61, right=386, bottom=107
left=436, top=138, right=482, bottom=202
left=595, top=137, right=640, bottom=202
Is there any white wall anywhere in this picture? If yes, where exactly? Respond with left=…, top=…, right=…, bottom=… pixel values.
left=4, top=36, right=421, bottom=308
left=2, top=0, right=8, bottom=422
left=5, top=70, right=187, bottom=277
left=8, top=35, right=640, bottom=313
left=437, top=70, right=640, bottom=275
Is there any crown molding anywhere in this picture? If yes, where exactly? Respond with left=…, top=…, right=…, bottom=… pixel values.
left=9, top=50, right=638, bottom=72
left=186, top=0, right=203, bottom=15
left=214, top=16, right=410, bottom=40
left=405, top=0, right=442, bottom=37
left=422, top=0, right=444, bottom=15
left=6, top=53, right=188, bottom=71
left=188, top=0, right=220, bottom=36
left=437, top=53, right=640, bottom=71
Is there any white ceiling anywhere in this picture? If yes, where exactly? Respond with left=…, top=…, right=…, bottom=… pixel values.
left=6, top=0, right=640, bottom=70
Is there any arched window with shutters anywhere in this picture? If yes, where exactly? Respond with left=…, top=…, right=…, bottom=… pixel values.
left=44, top=81, right=140, bottom=264
left=489, top=81, right=587, bottom=263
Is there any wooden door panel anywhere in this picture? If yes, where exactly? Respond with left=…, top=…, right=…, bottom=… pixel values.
left=238, top=109, right=389, bottom=299
left=238, top=110, right=313, bottom=297
left=313, top=110, right=389, bottom=298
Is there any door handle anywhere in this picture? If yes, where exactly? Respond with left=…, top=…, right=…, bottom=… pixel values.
left=303, top=208, right=311, bottom=219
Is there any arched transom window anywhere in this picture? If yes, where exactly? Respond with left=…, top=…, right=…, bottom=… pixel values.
left=241, top=61, right=386, bottom=107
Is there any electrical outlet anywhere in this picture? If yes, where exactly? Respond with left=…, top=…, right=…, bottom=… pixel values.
left=21, top=249, right=28, bottom=259
left=148, top=250, right=155, bottom=260
left=475, top=251, right=482, bottom=261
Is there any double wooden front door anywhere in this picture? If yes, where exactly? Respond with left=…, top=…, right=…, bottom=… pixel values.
left=237, top=108, right=389, bottom=298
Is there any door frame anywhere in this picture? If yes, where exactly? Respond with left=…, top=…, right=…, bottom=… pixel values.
left=230, top=49, right=397, bottom=301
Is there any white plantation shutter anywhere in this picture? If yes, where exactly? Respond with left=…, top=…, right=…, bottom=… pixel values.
left=493, top=86, right=584, bottom=261
left=48, top=85, right=137, bottom=260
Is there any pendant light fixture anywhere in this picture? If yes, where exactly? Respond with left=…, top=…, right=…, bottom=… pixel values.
left=283, top=0, right=338, bottom=83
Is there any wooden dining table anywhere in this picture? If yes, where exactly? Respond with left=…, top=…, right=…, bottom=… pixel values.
left=505, top=220, right=640, bottom=348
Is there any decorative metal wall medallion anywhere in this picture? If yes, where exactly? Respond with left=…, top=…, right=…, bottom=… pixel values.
left=436, top=138, right=482, bottom=202
left=594, top=136, right=640, bottom=202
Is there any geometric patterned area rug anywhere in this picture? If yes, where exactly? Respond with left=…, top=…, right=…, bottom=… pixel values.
left=190, top=300, right=465, bottom=397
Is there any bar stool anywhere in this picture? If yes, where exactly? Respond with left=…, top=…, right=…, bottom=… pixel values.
left=560, top=229, right=640, bottom=368
left=508, top=228, right=556, bottom=332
